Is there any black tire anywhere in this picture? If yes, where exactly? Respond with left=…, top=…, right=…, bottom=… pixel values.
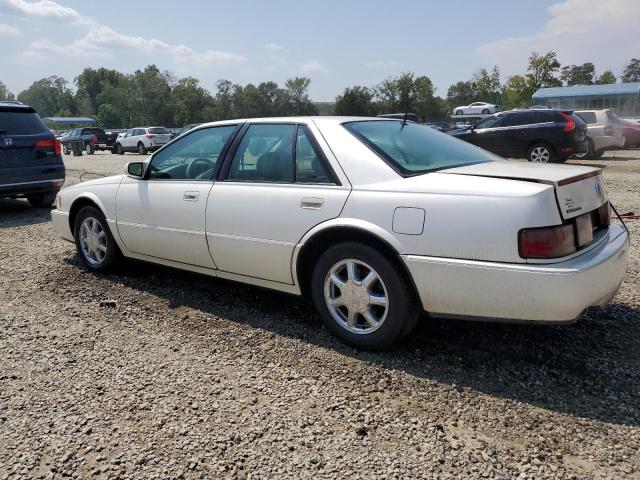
left=115, top=143, right=124, bottom=155
left=310, top=242, right=419, bottom=350
left=73, top=206, right=121, bottom=272
left=592, top=150, right=604, bottom=159
left=85, top=142, right=95, bottom=155
left=26, top=192, right=57, bottom=208
left=137, top=142, right=147, bottom=155
left=62, top=143, right=70, bottom=155
left=527, top=143, right=556, bottom=163
left=481, top=108, right=489, bottom=114
left=573, top=139, right=594, bottom=160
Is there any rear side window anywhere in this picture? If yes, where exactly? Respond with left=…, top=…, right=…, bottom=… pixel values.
left=227, top=124, right=296, bottom=183
left=0, top=111, right=48, bottom=135
left=576, top=112, right=597, bottom=124
left=149, top=127, right=170, bottom=134
left=534, top=111, right=556, bottom=123
left=503, top=112, right=534, bottom=127
left=295, top=126, right=331, bottom=183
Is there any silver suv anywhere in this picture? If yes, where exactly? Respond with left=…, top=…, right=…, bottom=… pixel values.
left=113, top=127, right=173, bottom=155
left=573, top=109, right=625, bottom=159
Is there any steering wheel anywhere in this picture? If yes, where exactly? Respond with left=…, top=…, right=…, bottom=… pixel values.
left=186, top=158, right=214, bottom=179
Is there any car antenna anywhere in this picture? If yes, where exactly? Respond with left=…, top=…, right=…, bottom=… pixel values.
left=401, top=111, right=408, bottom=129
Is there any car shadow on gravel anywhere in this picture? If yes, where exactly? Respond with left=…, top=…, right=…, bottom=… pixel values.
left=0, top=199, right=52, bottom=228
left=66, top=255, right=640, bottom=428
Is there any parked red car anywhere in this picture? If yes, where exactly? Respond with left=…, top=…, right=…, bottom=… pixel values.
left=621, top=119, right=640, bottom=147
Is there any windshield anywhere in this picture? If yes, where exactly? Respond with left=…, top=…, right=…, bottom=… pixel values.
left=344, top=120, right=498, bottom=175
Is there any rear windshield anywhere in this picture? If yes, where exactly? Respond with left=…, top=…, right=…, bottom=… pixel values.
left=344, top=120, right=498, bottom=175
left=576, top=112, right=597, bottom=124
left=149, top=127, right=170, bottom=134
left=0, top=111, right=48, bottom=135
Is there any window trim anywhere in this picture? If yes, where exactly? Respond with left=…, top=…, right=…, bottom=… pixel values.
left=144, top=124, right=241, bottom=182
left=218, top=121, right=340, bottom=186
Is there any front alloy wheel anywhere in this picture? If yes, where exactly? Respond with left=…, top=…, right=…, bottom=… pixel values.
left=74, top=206, right=120, bottom=272
left=324, top=259, right=388, bottom=334
left=79, top=217, right=108, bottom=266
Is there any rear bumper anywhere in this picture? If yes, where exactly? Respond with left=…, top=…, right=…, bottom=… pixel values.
left=0, top=178, right=64, bottom=198
left=403, top=223, right=629, bottom=323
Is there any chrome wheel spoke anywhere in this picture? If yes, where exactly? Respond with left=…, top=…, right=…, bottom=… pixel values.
left=328, top=296, right=343, bottom=307
left=329, top=272, right=346, bottom=290
left=369, top=293, right=387, bottom=307
left=363, top=310, right=380, bottom=328
left=361, top=271, right=377, bottom=288
left=346, top=261, right=357, bottom=282
left=346, top=309, right=357, bottom=328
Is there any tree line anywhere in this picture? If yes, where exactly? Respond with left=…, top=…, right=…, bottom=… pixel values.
left=336, top=53, right=640, bottom=121
left=0, top=54, right=639, bottom=127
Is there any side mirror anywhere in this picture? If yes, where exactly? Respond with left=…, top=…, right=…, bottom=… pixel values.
left=125, top=161, right=145, bottom=179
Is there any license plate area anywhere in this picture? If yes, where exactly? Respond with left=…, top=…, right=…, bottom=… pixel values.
left=575, top=213, right=593, bottom=246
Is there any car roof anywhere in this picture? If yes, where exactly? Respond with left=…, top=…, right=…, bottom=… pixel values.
left=0, top=101, right=35, bottom=112
left=196, top=116, right=400, bottom=129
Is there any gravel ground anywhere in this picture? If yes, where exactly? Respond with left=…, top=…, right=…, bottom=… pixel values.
left=1, top=150, right=639, bottom=479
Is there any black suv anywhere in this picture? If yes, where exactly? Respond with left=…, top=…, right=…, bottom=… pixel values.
left=449, top=109, right=588, bottom=163
left=0, top=102, right=65, bottom=207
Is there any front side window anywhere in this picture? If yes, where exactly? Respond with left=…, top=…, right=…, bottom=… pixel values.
left=344, top=120, right=498, bottom=176
left=147, top=126, right=236, bottom=180
left=474, top=115, right=504, bottom=129
left=227, top=124, right=296, bottom=182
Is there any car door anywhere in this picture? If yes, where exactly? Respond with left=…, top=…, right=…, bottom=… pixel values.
left=500, top=111, right=535, bottom=157
left=206, top=122, right=351, bottom=284
left=115, top=125, right=239, bottom=267
left=469, top=114, right=506, bottom=154
left=120, top=130, right=133, bottom=150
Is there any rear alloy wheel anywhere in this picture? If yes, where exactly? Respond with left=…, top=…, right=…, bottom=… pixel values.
left=311, top=242, right=419, bottom=350
left=85, top=143, right=95, bottom=155
left=137, top=142, right=147, bottom=155
left=481, top=108, right=489, bottom=114
left=528, top=143, right=555, bottom=163
left=62, top=143, right=70, bottom=155
left=74, top=206, right=120, bottom=272
left=26, top=192, right=57, bottom=208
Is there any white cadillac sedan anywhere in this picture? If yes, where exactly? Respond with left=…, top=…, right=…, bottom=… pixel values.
left=453, top=102, right=500, bottom=115
left=52, top=117, right=629, bottom=349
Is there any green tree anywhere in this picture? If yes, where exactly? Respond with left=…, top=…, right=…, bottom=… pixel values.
left=621, top=58, right=640, bottom=83
left=171, top=76, right=213, bottom=125
left=335, top=86, right=375, bottom=116
left=283, top=77, right=317, bottom=115
left=17, top=76, right=76, bottom=116
left=472, top=66, right=501, bottom=104
left=560, top=63, right=595, bottom=85
left=501, top=75, right=534, bottom=109
left=128, top=65, right=174, bottom=126
left=596, top=70, right=616, bottom=84
left=75, top=68, right=127, bottom=115
left=526, top=51, right=562, bottom=90
left=446, top=81, right=476, bottom=110
left=214, top=79, right=235, bottom=119
left=0, top=81, right=15, bottom=101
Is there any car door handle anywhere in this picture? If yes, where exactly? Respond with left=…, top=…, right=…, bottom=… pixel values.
left=183, top=191, right=200, bottom=202
left=300, top=197, right=324, bottom=209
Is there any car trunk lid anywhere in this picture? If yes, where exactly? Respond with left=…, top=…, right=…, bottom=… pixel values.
left=441, top=161, right=606, bottom=220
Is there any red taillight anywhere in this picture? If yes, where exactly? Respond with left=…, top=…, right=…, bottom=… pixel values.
left=35, top=139, right=62, bottom=155
left=91, top=134, right=97, bottom=143
left=519, top=224, right=576, bottom=259
left=145, top=133, right=155, bottom=138
left=559, top=112, right=575, bottom=132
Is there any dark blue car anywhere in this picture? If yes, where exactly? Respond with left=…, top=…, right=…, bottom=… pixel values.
left=0, top=102, right=65, bottom=207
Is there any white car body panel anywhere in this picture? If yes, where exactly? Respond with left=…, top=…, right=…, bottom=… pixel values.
left=453, top=102, right=500, bottom=115
left=52, top=116, right=629, bottom=325
left=206, top=182, right=350, bottom=283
